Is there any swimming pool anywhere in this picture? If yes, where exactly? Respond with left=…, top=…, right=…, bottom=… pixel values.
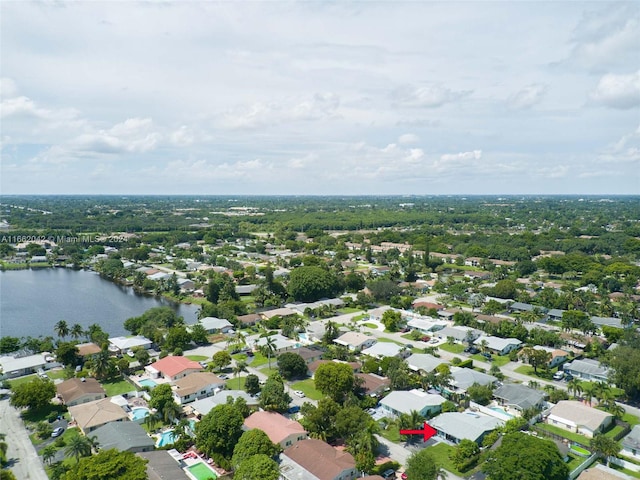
left=156, top=429, right=177, bottom=447
left=131, top=407, right=151, bottom=421
left=489, top=406, right=514, bottom=418
left=139, top=378, right=158, bottom=389
left=187, top=462, right=217, bottom=480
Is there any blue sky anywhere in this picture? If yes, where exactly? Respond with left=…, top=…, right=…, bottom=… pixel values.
left=1, top=1, right=638, bottom=195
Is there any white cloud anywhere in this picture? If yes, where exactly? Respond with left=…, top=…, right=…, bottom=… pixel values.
left=589, top=71, right=640, bottom=109
left=0, top=77, right=18, bottom=98
left=73, top=118, right=161, bottom=154
left=598, top=125, right=640, bottom=164
left=440, top=150, right=482, bottom=162
left=170, top=125, right=195, bottom=147
left=507, top=84, right=548, bottom=109
left=0, top=95, right=79, bottom=121
left=398, top=133, right=419, bottom=145
left=392, top=84, right=471, bottom=108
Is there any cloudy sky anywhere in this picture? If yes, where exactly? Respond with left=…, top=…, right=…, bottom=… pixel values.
left=1, top=1, right=639, bottom=195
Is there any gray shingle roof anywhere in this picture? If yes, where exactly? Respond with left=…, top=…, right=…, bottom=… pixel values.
left=493, top=383, right=545, bottom=410
left=92, top=422, right=154, bottom=452
left=430, top=412, right=503, bottom=443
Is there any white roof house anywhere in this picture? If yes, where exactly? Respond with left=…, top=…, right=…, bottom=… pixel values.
left=0, top=353, right=55, bottom=378
left=547, top=401, right=614, bottom=438
left=449, top=367, right=497, bottom=393
left=108, top=335, right=152, bottom=352
left=361, top=342, right=407, bottom=359
left=191, top=390, right=259, bottom=416
left=563, top=358, right=610, bottom=382
left=254, top=334, right=298, bottom=353
left=406, top=354, right=444, bottom=374
left=438, top=325, right=482, bottom=343
left=380, top=389, right=447, bottom=418
left=474, top=336, right=522, bottom=355
left=430, top=412, right=504, bottom=444
left=334, top=332, right=376, bottom=351
left=197, top=316, right=233, bottom=333
left=407, top=318, right=448, bottom=333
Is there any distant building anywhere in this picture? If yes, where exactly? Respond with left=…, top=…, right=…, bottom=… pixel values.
left=334, top=332, right=376, bottom=351
left=280, top=439, right=358, bottom=480
left=244, top=411, right=308, bottom=448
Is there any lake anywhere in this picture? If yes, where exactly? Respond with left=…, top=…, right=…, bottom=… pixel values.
left=0, top=268, right=201, bottom=339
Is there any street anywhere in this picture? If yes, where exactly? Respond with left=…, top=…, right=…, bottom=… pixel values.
left=0, top=397, right=49, bottom=480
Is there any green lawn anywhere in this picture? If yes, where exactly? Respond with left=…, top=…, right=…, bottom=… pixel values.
left=378, top=423, right=401, bottom=443
left=362, top=323, right=378, bottom=329
left=536, top=423, right=591, bottom=446
left=513, top=364, right=554, bottom=380
left=339, top=307, right=363, bottom=314
left=248, top=352, right=270, bottom=368
left=186, top=355, right=208, bottom=362
left=226, top=376, right=246, bottom=391
left=376, top=337, right=404, bottom=346
left=622, top=412, right=640, bottom=426
left=565, top=453, right=585, bottom=472
left=604, top=424, right=626, bottom=439
left=102, top=378, right=136, bottom=397
left=259, top=367, right=279, bottom=378
left=46, top=369, right=67, bottom=380
left=290, top=378, right=324, bottom=400
left=352, top=313, right=369, bottom=321
left=471, top=354, right=511, bottom=367
left=422, top=441, right=467, bottom=477
left=8, top=374, right=38, bottom=388
left=439, top=343, right=465, bottom=354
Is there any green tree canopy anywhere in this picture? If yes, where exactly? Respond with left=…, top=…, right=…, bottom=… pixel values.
left=314, top=362, right=355, bottom=402
left=277, top=352, right=308, bottom=380
left=484, top=432, right=569, bottom=480
left=232, top=429, right=281, bottom=467
left=60, top=449, right=147, bottom=480
left=287, top=266, right=341, bottom=302
left=259, top=373, right=291, bottom=412
left=195, top=403, right=244, bottom=459
left=405, top=449, right=441, bottom=480
left=233, top=454, right=280, bottom=480
left=10, top=377, right=55, bottom=411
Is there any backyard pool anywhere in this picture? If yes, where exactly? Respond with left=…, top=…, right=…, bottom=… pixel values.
left=139, top=378, right=158, bottom=389
left=131, top=407, right=151, bottom=421
left=157, top=429, right=177, bottom=447
left=187, top=462, right=217, bottom=480
left=489, top=406, right=514, bottom=418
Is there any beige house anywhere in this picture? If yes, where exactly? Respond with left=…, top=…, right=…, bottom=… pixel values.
left=244, top=411, right=308, bottom=448
left=547, top=400, right=614, bottom=438
left=171, top=372, right=225, bottom=405
left=281, top=439, right=358, bottom=480
left=68, top=397, right=130, bottom=434
left=56, top=378, right=106, bottom=407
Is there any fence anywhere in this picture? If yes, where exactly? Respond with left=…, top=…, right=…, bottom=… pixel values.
left=568, top=453, right=598, bottom=480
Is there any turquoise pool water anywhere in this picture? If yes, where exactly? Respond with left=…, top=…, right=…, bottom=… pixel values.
left=157, top=430, right=177, bottom=447
left=131, top=407, right=150, bottom=421
left=139, top=378, right=158, bottom=388
left=298, top=333, right=308, bottom=341
left=489, top=406, right=514, bottom=418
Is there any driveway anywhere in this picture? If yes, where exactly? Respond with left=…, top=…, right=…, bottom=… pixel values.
left=0, top=398, right=49, bottom=480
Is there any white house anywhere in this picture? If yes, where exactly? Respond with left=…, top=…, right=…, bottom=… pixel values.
left=108, top=336, right=152, bottom=354
left=622, top=425, right=640, bottom=460
left=361, top=342, right=409, bottom=360
left=474, top=336, right=522, bottom=355
left=562, top=358, right=610, bottom=382
left=334, top=332, right=376, bottom=352
left=171, top=372, right=225, bottom=405
left=430, top=412, right=504, bottom=445
left=379, top=389, right=447, bottom=418
left=197, top=316, right=234, bottom=333
left=546, top=401, right=614, bottom=438
left=406, top=354, right=444, bottom=374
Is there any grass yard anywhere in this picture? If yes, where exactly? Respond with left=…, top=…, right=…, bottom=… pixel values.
left=565, top=453, right=585, bottom=472
left=248, top=352, right=270, bottom=368
left=376, top=337, right=404, bottom=346
left=186, top=355, right=208, bottom=362
left=513, top=365, right=554, bottom=379
left=46, top=369, right=66, bottom=380
left=102, top=378, right=136, bottom=397
left=471, top=354, right=511, bottom=367
left=536, top=423, right=591, bottom=446
left=259, top=367, right=279, bottom=377
left=290, top=378, right=324, bottom=400
left=422, top=442, right=467, bottom=477
left=226, top=376, right=246, bottom=390
left=604, top=424, right=626, bottom=439
left=352, top=313, right=369, bottom=321
left=362, top=323, right=378, bottom=329
left=339, top=307, right=363, bottom=314
left=378, top=423, right=400, bottom=443
left=439, top=343, right=465, bottom=354
left=622, top=412, right=640, bottom=426
left=8, top=374, right=38, bottom=388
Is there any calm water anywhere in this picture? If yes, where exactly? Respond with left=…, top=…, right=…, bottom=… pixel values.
left=0, top=268, right=200, bottom=339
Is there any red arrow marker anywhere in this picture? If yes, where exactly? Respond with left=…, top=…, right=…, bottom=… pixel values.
left=399, top=421, right=437, bottom=441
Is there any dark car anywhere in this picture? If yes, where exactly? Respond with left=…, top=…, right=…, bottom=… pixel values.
left=465, top=346, right=480, bottom=354
left=382, top=469, right=396, bottom=479
left=288, top=405, right=300, bottom=414
left=481, top=352, right=492, bottom=359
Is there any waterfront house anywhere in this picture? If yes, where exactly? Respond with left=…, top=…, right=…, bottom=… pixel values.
left=146, top=356, right=203, bottom=381
left=171, top=372, right=225, bottom=405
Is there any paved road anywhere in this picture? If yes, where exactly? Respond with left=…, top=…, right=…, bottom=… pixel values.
left=0, top=398, right=49, bottom=480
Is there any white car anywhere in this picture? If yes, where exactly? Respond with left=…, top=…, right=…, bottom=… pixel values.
left=293, top=390, right=305, bottom=398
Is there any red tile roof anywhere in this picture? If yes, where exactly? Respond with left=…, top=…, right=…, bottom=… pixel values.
left=150, top=356, right=203, bottom=378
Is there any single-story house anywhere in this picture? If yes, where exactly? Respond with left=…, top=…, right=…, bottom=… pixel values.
left=533, top=346, right=569, bottom=368
left=244, top=411, right=308, bottom=448
left=235, top=284, right=258, bottom=296
left=508, top=302, right=546, bottom=314
left=254, top=333, right=298, bottom=353
left=546, top=400, right=614, bottom=438
left=361, top=342, right=409, bottom=360
left=305, top=321, right=329, bottom=343
left=562, top=358, right=610, bottom=382
left=260, top=307, right=299, bottom=320
left=92, top=421, right=155, bottom=453
left=191, top=390, right=259, bottom=417
left=412, top=299, right=445, bottom=311
left=438, top=326, right=482, bottom=343
left=448, top=367, right=497, bottom=394
left=177, top=278, right=195, bottom=291
left=379, top=389, right=447, bottom=418
left=108, top=335, right=153, bottom=354
left=137, top=451, right=191, bottom=480
left=281, top=439, right=358, bottom=480
left=76, top=342, right=102, bottom=358
left=197, top=316, right=233, bottom=333
left=171, top=372, right=225, bottom=405
left=284, top=347, right=323, bottom=365
left=406, top=354, right=444, bottom=374
left=547, top=309, right=565, bottom=321
left=148, top=272, right=171, bottom=282
left=355, top=373, right=390, bottom=397
left=430, top=412, right=504, bottom=445
left=591, top=316, right=623, bottom=329
left=68, top=397, right=130, bottom=434
left=474, top=336, right=522, bottom=355
left=577, top=463, right=636, bottom=480
left=146, top=356, right=203, bottom=381
left=237, top=313, right=261, bottom=326
left=334, top=332, right=377, bottom=352
left=308, top=360, right=361, bottom=377
left=0, top=352, right=57, bottom=379
left=493, top=383, right=545, bottom=414
left=622, top=425, right=640, bottom=460
left=56, top=378, right=106, bottom=407
left=407, top=318, right=447, bottom=334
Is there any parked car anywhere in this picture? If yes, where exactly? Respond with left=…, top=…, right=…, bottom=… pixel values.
left=421, top=336, right=431, bottom=342
left=288, top=405, right=300, bottom=414
left=293, top=390, right=305, bottom=398
left=481, top=352, right=492, bottom=359
left=382, top=468, right=396, bottom=479
left=552, top=371, right=565, bottom=380
left=465, top=346, right=480, bottom=354
left=51, top=427, right=65, bottom=438
left=564, top=373, right=574, bottom=382
left=219, top=374, right=230, bottom=380
left=126, top=350, right=135, bottom=358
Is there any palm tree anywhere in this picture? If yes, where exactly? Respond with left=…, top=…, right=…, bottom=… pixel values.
left=86, top=435, right=99, bottom=453
left=604, top=400, right=626, bottom=419
left=590, top=433, right=621, bottom=466
left=594, top=381, right=612, bottom=404
left=567, top=378, right=583, bottom=399
left=233, top=360, right=248, bottom=389
left=54, top=320, right=69, bottom=339
left=161, top=401, right=182, bottom=424
left=70, top=324, right=85, bottom=340
left=41, top=444, right=57, bottom=465
left=173, top=418, right=192, bottom=442
left=543, top=384, right=557, bottom=396
left=91, top=348, right=112, bottom=380
left=64, top=435, right=91, bottom=462
left=261, top=335, right=277, bottom=369
left=227, top=330, right=247, bottom=353
left=528, top=380, right=540, bottom=390
left=143, top=411, right=161, bottom=432
left=582, top=382, right=596, bottom=406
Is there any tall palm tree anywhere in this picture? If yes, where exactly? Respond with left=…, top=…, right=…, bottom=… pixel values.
left=173, top=418, right=192, bottom=442
left=54, top=320, right=69, bottom=339
left=590, top=433, right=621, bottom=466
left=227, top=330, right=247, bottom=353
left=143, top=411, right=162, bottom=432
left=70, top=324, right=85, bottom=340
left=582, top=382, right=596, bottom=406
left=261, top=335, right=277, bottom=369
left=64, top=435, right=91, bottom=462
left=233, top=360, right=248, bottom=389
left=91, top=348, right=112, bottom=380
left=86, top=435, right=99, bottom=453
left=162, top=401, right=182, bottom=424
left=567, top=378, right=583, bottom=399
left=604, top=400, right=626, bottom=419
left=594, top=381, right=612, bottom=404
left=528, top=380, right=540, bottom=390
left=41, top=444, right=57, bottom=465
